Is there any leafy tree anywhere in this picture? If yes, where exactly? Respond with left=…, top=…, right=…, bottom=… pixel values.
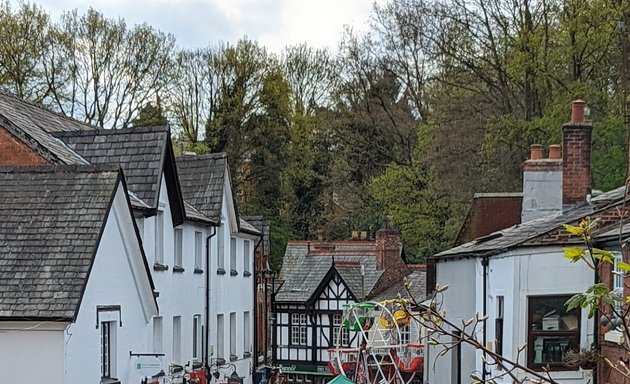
left=131, top=99, right=167, bottom=127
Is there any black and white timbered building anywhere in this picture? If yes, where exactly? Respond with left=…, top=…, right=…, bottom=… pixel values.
left=272, top=227, right=424, bottom=384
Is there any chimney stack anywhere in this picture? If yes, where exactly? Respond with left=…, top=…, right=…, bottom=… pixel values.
left=562, top=100, right=592, bottom=209
left=375, top=219, right=402, bottom=271
left=521, top=144, right=563, bottom=222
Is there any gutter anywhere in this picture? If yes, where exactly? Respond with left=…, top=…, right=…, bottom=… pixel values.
left=204, top=225, right=217, bottom=378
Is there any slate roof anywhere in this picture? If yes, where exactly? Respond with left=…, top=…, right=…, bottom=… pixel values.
left=0, top=165, right=120, bottom=319
left=275, top=241, right=384, bottom=303
left=372, top=269, right=427, bottom=302
left=184, top=201, right=213, bottom=224
left=435, top=186, right=627, bottom=259
left=0, top=90, right=92, bottom=165
left=239, top=218, right=261, bottom=235
left=176, top=153, right=227, bottom=223
left=52, top=127, right=170, bottom=209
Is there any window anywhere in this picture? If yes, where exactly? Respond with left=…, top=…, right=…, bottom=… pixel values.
left=218, top=226, right=225, bottom=271
left=230, top=237, right=237, bottom=274
left=332, top=314, right=349, bottom=346
left=195, top=231, right=203, bottom=271
left=155, top=211, right=164, bottom=265
left=230, top=312, right=237, bottom=359
left=496, top=296, right=504, bottom=356
left=244, top=240, right=251, bottom=275
left=101, top=321, right=116, bottom=378
left=153, top=317, right=163, bottom=353
left=173, top=316, right=182, bottom=363
left=528, top=295, right=580, bottom=370
left=291, top=313, right=308, bottom=345
left=244, top=311, right=251, bottom=353
left=174, top=228, right=183, bottom=269
left=217, top=314, right=224, bottom=358
left=193, top=315, right=202, bottom=361
left=399, top=324, right=410, bottom=345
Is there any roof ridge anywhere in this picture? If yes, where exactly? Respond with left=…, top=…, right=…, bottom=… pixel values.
left=176, top=152, right=227, bottom=160
left=0, top=164, right=120, bottom=174
left=0, top=87, right=97, bottom=131
left=52, top=125, right=170, bottom=137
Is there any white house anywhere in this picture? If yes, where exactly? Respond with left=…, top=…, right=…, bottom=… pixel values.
left=0, top=165, right=158, bottom=384
left=425, top=101, right=623, bottom=384
left=178, top=153, right=259, bottom=384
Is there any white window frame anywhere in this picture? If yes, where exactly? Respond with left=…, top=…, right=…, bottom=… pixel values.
left=230, top=312, right=237, bottom=358
left=244, top=240, right=250, bottom=274
left=193, top=314, right=202, bottom=361
left=218, top=226, right=225, bottom=270
left=244, top=311, right=250, bottom=353
left=332, top=314, right=349, bottom=346
left=174, top=228, right=183, bottom=268
left=101, top=320, right=117, bottom=379
left=217, top=314, right=224, bottom=358
left=173, top=316, right=182, bottom=363
left=195, top=231, right=203, bottom=270
left=153, top=316, right=163, bottom=353
left=291, top=313, right=308, bottom=345
left=155, top=210, right=164, bottom=265
left=230, top=237, right=237, bottom=273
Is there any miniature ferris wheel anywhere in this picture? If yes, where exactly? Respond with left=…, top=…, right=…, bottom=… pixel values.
left=326, top=300, right=424, bottom=384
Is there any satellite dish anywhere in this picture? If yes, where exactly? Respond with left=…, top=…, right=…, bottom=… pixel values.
left=135, top=355, right=162, bottom=377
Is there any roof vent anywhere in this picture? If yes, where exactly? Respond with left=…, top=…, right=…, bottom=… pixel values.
left=183, top=151, right=196, bottom=156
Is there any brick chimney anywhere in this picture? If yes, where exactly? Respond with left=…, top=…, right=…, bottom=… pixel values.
left=375, top=220, right=403, bottom=271
left=521, top=143, right=563, bottom=222
left=562, top=100, right=592, bottom=210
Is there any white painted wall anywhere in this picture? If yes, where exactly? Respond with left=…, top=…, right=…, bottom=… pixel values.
left=138, top=176, right=209, bottom=371
left=65, top=183, right=157, bottom=384
left=208, top=187, right=256, bottom=384
left=0, top=321, right=67, bottom=383
left=428, top=247, right=595, bottom=384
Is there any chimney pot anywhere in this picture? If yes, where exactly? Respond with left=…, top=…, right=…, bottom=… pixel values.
left=548, top=144, right=561, bottom=159
left=571, top=100, right=586, bottom=124
left=530, top=144, right=543, bottom=160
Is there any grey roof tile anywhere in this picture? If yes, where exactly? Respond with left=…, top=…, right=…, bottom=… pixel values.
left=176, top=153, right=227, bottom=223
left=52, top=127, right=169, bottom=208
left=435, top=186, right=627, bottom=259
left=0, top=165, right=119, bottom=319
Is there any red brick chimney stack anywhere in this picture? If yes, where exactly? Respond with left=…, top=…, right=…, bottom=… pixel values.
left=562, top=100, right=592, bottom=209
left=375, top=219, right=402, bottom=271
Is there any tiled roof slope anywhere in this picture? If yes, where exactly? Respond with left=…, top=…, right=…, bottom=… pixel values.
left=275, top=241, right=384, bottom=303
left=435, top=186, right=627, bottom=259
left=0, top=90, right=92, bottom=164
left=52, top=127, right=169, bottom=208
left=372, top=269, right=427, bottom=302
left=176, top=153, right=227, bottom=223
left=0, top=165, right=120, bottom=319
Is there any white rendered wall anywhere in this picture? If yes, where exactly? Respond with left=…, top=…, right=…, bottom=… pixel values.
left=428, top=247, right=595, bottom=384
left=65, top=184, right=156, bottom=383
left=139, top=176, right=209, bottom=369
left=0, top=322, right=66, bottom=383
left=208, top=187, right=256, bottom=384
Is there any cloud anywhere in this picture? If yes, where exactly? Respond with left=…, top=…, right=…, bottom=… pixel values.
left=12, top=0, right=383, bottom=53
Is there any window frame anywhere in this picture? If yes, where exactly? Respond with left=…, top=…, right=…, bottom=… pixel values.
left=217, top=314, right=225, bottom=358
left=193, top=314, right=202, bottom=362
left=101, top=321, right=112, bottom=378
left=527, top=295, right=581, bottom=371
left=217, top=226, right=225, bottom=272
left=332, top=313, right=349, bottom=346
left=153, top=316, right=163, bottom=354
left=173, top=316, right=182, bottom=363
left=195, top=231, right=203, bottom=271
left=230, top=312, right=237, bottom=359
left=291, top=313, right=308, bottom=346
left=174, top=228, right=183, bottom=269
left=154, top=210, right=164, bottom=265
left=244, top=240, right=251, bottom=275
left=230, top=237, right=237, bottom=274
left=244, top=311, right=251, bottom=354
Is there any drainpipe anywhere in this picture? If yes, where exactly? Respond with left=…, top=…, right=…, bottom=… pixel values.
left=593, top=260, right=599, bottom=384
left=481, top=256, right=489, bottom=383
left=205, top=225, right=217, bottom=379
left=253, top=234, right=263, bottom=376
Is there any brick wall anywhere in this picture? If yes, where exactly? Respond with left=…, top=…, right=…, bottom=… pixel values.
left=372, top=228, right=410, bottom=295
left=0, top=125, right=47, bottom=166
left=562, top=123, right=592, bottom=207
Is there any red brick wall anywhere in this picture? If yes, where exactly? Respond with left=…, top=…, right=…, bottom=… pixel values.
left=562, top=123, right=592, bottom=207
left=372, top=229, right=409, bottom=295
left=455, top=196, right=522, bottom=245
left=0, top=126, right=47, bottom=165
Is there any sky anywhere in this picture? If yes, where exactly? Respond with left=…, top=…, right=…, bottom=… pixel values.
left=26, top=0, right=385, bottom=53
